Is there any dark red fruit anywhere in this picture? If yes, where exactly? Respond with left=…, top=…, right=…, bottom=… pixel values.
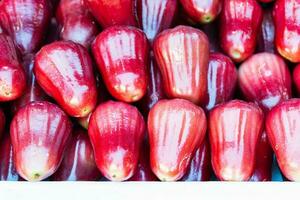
left=0, top=0, right=51, bottom=55
left=44, top=18, right=61, bottom=45
left=137, top=0, right=178, bottom=44
left=92, top=26, right=149, bottom=103
left=34, top=41, right=98, bottom=117
left=11, top=54, right=49, bottom=114
left=52, top=129, right=101, bottom=181
left=88, top=101, right=145, bottom=181
left=209, top=100, right=264, bottom=181
left=181, top=138, right=212, bottom=181
left=0, top=33, right=26, bottom=101
left=84, top=0, right=138, bottom=28
left=129, top=141, right=158, bottom=181
left=148, top=99, right=207, bottom=181
left=180, top=0, right=222, bottom=24
left=56, top=0, right=99, bottom=48
left=204, top=53, right=237, bottom=111
left=258, top=0, right=274, bottom=2
left=201, top=21, right=221, bottom=52
left=153, top=25, right=209, bottom=104
left=257, top=8, right=275, bottom=53
left=0, top=108, right=5, bottom=139
left=138, top=52, right=165, bottom=116
left=0, top=133, right=20, bottom=181
left=249, top=131, right=273, bottom=181
left=220, top=0, right=262, bottom=62
left=10, top=101, right=72, bottom=181
left=293, top=64, right=300, bottom=95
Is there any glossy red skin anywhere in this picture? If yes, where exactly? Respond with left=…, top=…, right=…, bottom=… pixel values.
left=180, top=0, right=222, bottom=24
left=34, top=41, right=98, bottom=117
left=137, top=0, right=177, bottom=44
left=0, top=34, right=26, bottom=101
left=56, top=0, right=99, bottom=48
left=77, top=75, right=112, bottom=129
left=249, top=131, right=273, bottom=181
left=204, top=53, right=237, bottom=111
left=293, top=64, right=300, bottom=95
left=220, top=0, right=262, bottom=62
left=153, top=25, right=209, bottom=104
left=238, top=53, right=291, bottom=111
left=10, top=101, right=72, bottom=181
left=0, top=0, right=51, bottom=55
left=11, top=54, right=49, bottom=114
left=209, top=100, right=264, bottom=181
left=257, top=8, right=275, bottom=53
left=148, top=99, right=207, bottom=181
left=88, top=101, right=145, bottom=181
left=0, top=108, right=5, bottom=139
left=274, top=0, right=300, bottom=62
left=52, top=129, right=101, bottom=181
left=138, top=52, right=165, bottom=117
left=129, top=141, right=158, bottom=181
left=181, top=138, right=212, bottom=181
left=84, top=0, right=138, bottom=28
left=92, top=26, right=149, bottom=103
left=266, top=99, right=300, bottom=181
left=0, top=133, right=21, bottom=181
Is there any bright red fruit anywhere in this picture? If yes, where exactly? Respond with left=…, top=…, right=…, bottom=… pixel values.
left=137, top=0, right=177, bottom=44
left=257, top=8, right=275, bottom=53
left=138, top=52, right=165, bottom=116
left=274, top=0, right=300, bottom=62
left=11, top=54, right=49, bottom=114
left=204, top=53, right=237, bottom=111
left=0, top=133, right=20, bottom=181
left=220, top=0, right=262, bottom=62
left=84, top=0, right=138, bottom=28
left=249, top=131, right=273, bottom=181
left=77, top=75, right=112, bottom=129
left=129, top=141, right=158, bottom=181
left=180, top=0, right=222, bottom=24
left=92, top=26, right=149, bottom=103
left=209, top=100, right=264, bottom=181
left=34, top=41, right=98, bottom=117
left=88, top=101, right=145, bottom=181
left=0, top=0, right=51, bottom=55
left=181, top=138, right=212, bottom=181
left=10, top=101, right=72, bottom=181
left=56, top=0, right=99, bottom=48
left=0, top=33, right=26, bottom=101
left=266, top=99, right=300, bottom=181
left=293, top=64, right=300, bottom=95
left=148, top=99, right=207, bottom=181
left=238, top=53, right=291, bottom=111
left=153, top=25, right=209, bottom=104
left=52, top=129, right=101, bottom=181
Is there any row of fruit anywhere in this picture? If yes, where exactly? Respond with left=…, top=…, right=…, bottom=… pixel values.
left=0, top=0, right=300, bottom=182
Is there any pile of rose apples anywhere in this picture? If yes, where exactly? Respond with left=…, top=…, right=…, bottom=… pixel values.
left=0, top=0, right=299, bottom=182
